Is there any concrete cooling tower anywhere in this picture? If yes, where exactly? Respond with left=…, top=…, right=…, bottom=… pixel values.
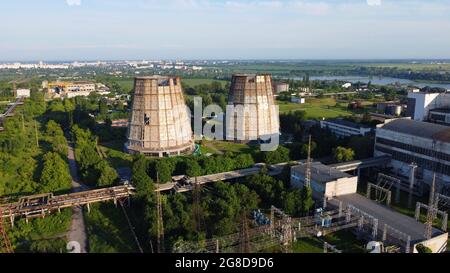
left=226, top=74, right=280, bottom=142
left=126, top=76, right=194, bottom=157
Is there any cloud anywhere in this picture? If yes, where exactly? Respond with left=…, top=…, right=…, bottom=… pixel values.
left=367, top=0, right=381, bottom=6
left=66, top=0, right=81, bottom=6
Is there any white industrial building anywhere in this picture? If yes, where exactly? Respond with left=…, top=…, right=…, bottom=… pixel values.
left=16, top=89, right=30, bottom=98
left=320, top=118, right=372, bottom=138
left=375, top=118, right=450, bottom=191
left=407, top=91, right=450, bottom=124
left=291, top=162, right=358, bottom=200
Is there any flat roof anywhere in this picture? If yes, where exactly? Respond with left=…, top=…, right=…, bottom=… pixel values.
left=380, top=118, right=450, bottom=143
left=333, top=194, right=443, bottom=242
left=323, top=118, right=371, bottom=129
left=292, top=162, right=352, bottom=184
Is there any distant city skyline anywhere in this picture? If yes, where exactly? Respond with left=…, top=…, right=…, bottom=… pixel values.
left=1, top=0, right=450, bottom=61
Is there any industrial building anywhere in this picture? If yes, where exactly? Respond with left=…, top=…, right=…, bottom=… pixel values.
left=375, top=118, right=450, bottom=191
left=273, top=82, right=289, bottom=93
left=406, top=90, right=450, bottom=124
left=291, top=162, right=358, bottom=199
left=225, top=74, right=280, bottom=143
left=15, top=89, right=30, bottom=98
left=320, top=118, right=372, bottom=138
left=376, top=102, right=403, bottom=116
left=125, top=76, right=194, bottom=157
left=47, top=81, right=96, bottom=93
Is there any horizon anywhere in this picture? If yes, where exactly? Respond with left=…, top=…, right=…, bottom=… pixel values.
left=3, top=58, right=450, bottom=63
left=1, top=0, right=450, bottom=60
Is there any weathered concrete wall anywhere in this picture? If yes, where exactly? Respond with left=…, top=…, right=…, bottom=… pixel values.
left=226, top=74, right=280, bottom=142
left=325, top=177, right=358, bottom=198
left=126, top=76, right=193, bottom=157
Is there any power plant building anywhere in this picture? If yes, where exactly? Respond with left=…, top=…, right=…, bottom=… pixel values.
left=126, top=76, right=194, bottom=157
left=375, top=118, right=450, bottom=192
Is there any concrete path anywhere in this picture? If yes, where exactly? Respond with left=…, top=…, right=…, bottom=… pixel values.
left=67, top=142, right=89, bottom=253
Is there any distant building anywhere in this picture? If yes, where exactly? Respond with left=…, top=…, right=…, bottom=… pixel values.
left=375, top=118, right=450, bottom=190
left=320, top=118, right=372, bottom=138
left=291, top=97, right=305, bottom=104
left=16, top=89, right=30, bottom=98
left=47, top=81, right=96, bottom=94
left=291, top=162, right=358, bottom=199
left=273, top=82, right=289, bottom=93
left=342, top=83, right=352, bottom=89
left=65, top=91, right=92, bottom=98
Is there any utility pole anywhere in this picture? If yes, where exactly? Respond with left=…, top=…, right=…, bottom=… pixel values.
left=20, top=112, right=25, bottom=132
left=305, top=135, right=312, bottom=188
left=0, top=208, right=13, bottom=253
left=408, top=162, right=417, bottom=208
left=238, top=211, right=250, bottom=253
left=192, top=177, right=204, bottom=234
left=34, top=120, right=39, bottom=147
left=12, top=82, right=17, bottom=98
left=156, top=173, right=165, bottom=253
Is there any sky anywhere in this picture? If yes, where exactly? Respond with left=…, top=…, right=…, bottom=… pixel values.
left=1, top=0, right=450, bottom=61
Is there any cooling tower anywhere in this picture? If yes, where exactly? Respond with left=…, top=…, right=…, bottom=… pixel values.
left=126, top=76, right=194, bottom=157
left=226, top=74, right=280, bottom=142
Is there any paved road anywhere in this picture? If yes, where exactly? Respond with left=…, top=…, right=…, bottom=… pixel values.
left=67, top=142, right=89, bottom=253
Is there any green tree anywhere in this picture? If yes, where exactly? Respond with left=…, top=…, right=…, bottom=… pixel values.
left=185, top=159, right=202, bottom=177
left=333, top=146, right=355, bottom=163
left=99, top=98, right=108, bottom=116
left=300, top=186, right=314, bottom=214
left=283, top=189, right=303, bottom=216
left=131, top=156, right=154, bottom=200
left=39, top=152, right=72, bottom=193
left=95, top=161, right=119, bottom=187
left=262, top=146, right=290, bottom=164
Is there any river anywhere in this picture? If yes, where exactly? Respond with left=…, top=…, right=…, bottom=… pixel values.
left=290, top=75, right=450, bottom=90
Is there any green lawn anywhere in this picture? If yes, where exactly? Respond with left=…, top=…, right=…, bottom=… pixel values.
left=200, top=140, right=255, bottom=155
left=278, top=98, right=353, bottom=119
left=292, top=237, right=324, bottom=253
left=291, top=230, right=366, bottom=253
left=183, top=78, right=227, bottom=87
left=98, top=140, right=133, bottom=169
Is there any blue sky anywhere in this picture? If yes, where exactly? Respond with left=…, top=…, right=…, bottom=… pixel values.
left=1, top=0, right=450, bottom=60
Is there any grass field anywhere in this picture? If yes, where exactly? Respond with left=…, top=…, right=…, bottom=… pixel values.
left=98, top=140, right=133, bottom=169
left=110, top=78, right=227, bottom=93
left=200, top=140, right=255, bottom=155
left=292, top=230, right=366, bottom=253
left=278, top=98, right=354, bottom=119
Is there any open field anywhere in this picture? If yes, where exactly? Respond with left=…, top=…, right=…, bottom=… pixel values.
left=278, top=98, right=354, bottom=119
left=200, top=140, right=255, bottom=155
left=183, top=78, right=227, bottom=87
left=98, top=140, right=133, bottom=169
